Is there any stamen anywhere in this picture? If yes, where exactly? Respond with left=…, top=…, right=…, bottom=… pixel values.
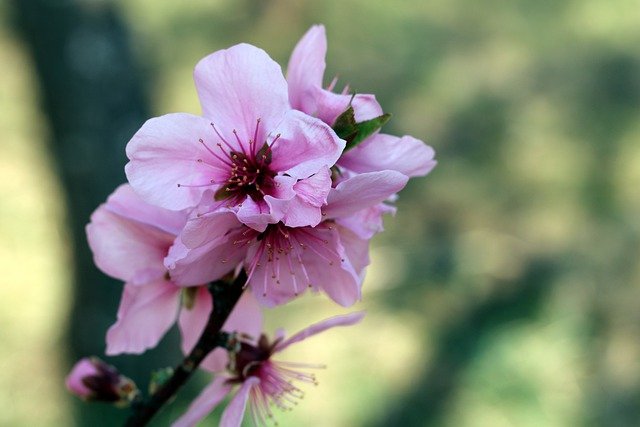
left=252, top=118, right=261, bottom=155
left=210, top=122, right=236, bottom=153
left=176, top=181, right=216, bottom=188
left=232, top=129, right=248, bottom=155
left=199, top=138, right=232, bottom=167
left=216, top=143, right=235, bottom=162
left=270, top=133, right=282, bottom=149
left=327, top=75, right=339, bottom=91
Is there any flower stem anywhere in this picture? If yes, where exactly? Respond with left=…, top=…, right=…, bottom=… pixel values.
left=124, top=271, right=247, bottom=426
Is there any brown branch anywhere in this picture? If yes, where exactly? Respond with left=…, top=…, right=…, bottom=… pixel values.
left=124, top=271, right=247, bottom=426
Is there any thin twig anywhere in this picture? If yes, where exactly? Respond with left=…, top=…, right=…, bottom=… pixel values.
left=124, top=271, right=247, bottom=426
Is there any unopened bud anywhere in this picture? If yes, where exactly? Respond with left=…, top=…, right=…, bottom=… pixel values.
left=66, top=357, right=138, bottom=405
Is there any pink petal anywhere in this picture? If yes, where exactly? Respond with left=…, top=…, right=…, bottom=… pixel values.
left=323, top=170, right=409, bottom=219
left=194, top=43, right=289, bottom=146
left=220, top=377, right=259, bottom=427
left=336, top=225, right=371, bottom=275
left=275, top=311, right=365, bottom=352
left=172, top=376, right=232, bottom=427
left=180, top=210, right=242, bottom=249
left=234, top=197, right=280, bottom=232
left=224, top=291, right=263, bottom=339
left=177, top=286, right=212, bottom=359
left=246, top=240, right=307, bottom=307
left=166, top=232, right=248, bottom=287
left=287, top=25, right=327, bottom=112
left=231, top=173, right=299, bottom=230
left=248, top=224, right=360, bottom=307
left=104, top=184, right=187, bottom=236
left=87, top=202, right=174, bottom=284
left=286, top=26, right=383, bottom=125
left=66, top=358, right=99, bottom=398
left=339, top=133, right=437, bottom=177
left=166, top=211, right=248, bottom=285
left=336, top=202, right=396, bottom=240
left=314, top=87, right=384, bottom=126
left=269, top=110, right=345, bottom=179
left=293, top=165, right=331, bottom=207
left=125, top=113, right=229, bottom=210
left=280, top=166, right=331, bottom=227
left=296, top=226, right=361, bottom=306
left=106, top=280, right=181, bottom=355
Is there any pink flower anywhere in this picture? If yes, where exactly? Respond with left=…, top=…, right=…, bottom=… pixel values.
left=287, top=25, right=437, bottom=179
left=66, top=357, right=137, bottom=403
left=167, top=171, right=408, bottom=307
left=172, top=312, right=365, bottom=427
left=287, top=25, right=437, bottom=244
left=66, top=358, right=102, bottom=399
left=87, top=184, right=260, bottom=358
left=125, top=43, right=345, bottom=231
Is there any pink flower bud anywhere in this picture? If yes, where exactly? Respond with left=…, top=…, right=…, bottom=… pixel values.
left=66, top=358, right=100, bottom=399
left=66, top=357, right=138, bottom=404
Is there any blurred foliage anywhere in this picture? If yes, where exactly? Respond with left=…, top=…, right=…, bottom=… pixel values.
left=2, top=0, right=640, bottom=426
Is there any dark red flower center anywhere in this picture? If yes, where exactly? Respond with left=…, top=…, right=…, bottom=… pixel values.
left=215, top=145, right=276, bottom=203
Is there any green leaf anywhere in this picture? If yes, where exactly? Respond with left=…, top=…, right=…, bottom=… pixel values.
left=345, top=113, right=392, bottom=151
left=333, top=105, right=358, bottom=145
left=332, top=103, right=392, bottom=152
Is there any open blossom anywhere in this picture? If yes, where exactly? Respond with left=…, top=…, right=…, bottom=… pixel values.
left=87, top=184, right=261, bottom=358
left=172, top=312, right=365, bottom=427
left=167, top=170, right=408, bottom=307
left=287, top=25, right=436, bottom=180
left=287, top=25, right=437, bottom=243
left=125, top=43, right=345, bottom=232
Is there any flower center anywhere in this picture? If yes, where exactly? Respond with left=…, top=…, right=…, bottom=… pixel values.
left=227, top=334, right=321, bottom=422
left=230, top=338, right=272, bottom=381
left=216, top=148, right=276, bottom=203
left=210, top=120, right=280, bottom=204
left=178, top=118, right=281, bottom=205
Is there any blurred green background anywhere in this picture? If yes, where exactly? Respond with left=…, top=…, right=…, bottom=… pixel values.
left=1, top=0, right=640, bottom=426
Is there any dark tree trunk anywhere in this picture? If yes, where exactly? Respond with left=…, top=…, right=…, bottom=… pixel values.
left=11, top=1, right=179, bottom=425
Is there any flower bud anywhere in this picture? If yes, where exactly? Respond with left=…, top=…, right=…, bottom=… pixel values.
left=66, top=357, right=138, bottom=405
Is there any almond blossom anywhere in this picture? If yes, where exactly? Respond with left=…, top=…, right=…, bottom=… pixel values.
left=166, top=170, right=408, bottom=307
left=288, top=25, right=436, bottom=179
left=70, top=26, right=434, bottom=426
left=172, top=312, right=365, bottom=427
left=86, top=184, right=261, bottom=358
left=125, top=43, right=345, bottom=232
left=287, top=25, right=437, bottom=241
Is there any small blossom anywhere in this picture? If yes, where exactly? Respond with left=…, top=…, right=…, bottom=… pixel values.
left=287, top=25, right=437, bottom=241
left=125, top=43, right=345, bottom=231
left=66, top=357, right=138, bottom=404
left=87, top=184, right=261, bottom=359
left=167, top=171, right=408, bottom=307
left=288, top=25, right=436, bottom=178
left=172, top=312, right=365, bottom=427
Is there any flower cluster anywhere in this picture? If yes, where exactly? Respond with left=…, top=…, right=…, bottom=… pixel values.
left=68, top=25, right=435, bottom=426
